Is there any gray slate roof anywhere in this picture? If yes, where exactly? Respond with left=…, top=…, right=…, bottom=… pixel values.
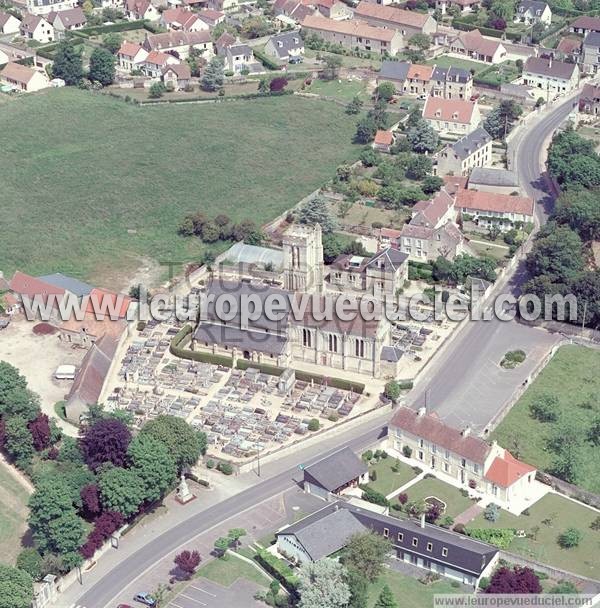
left=450, top=127, right=492, bottom=160
left=304, top=447, right=367, bottom=492
left=524, top=56, right=577, bottom=80
left=365, top=247, right=408, bottom=273
left=267, top=30, right=303, bottom=58
left=379, top=60, right=410, bottom=82
left=380, top=345, right=403, bottom=362
left=195, top=322, right=288, bottom=356
left=431, top=65, right=471, bottom=84
left=517, top=0, right=549, bottom=13
left=469, top=167, right=519, bottom=188
left=38, top=273, right=93, bottom=298
left=583, top=31, right=600, bottom=47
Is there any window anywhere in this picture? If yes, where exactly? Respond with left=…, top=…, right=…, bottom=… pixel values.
left=412, top=537, right=418, bottom=547
left=461, top=458, right=466, bottom=468
left=444, top=462, right=449, bottom=473
left=302, top=328, right=312, bottom=348
left=383, top=528, right=389, bottom=538
left=355, top=339, right=365, bottom=358
left=431, top=444, right=437, bottom=454
left=328, top=334, right=338, bottom=353
left=397, top=532, right=404, bottom=542
left=427, top=542, right=433, bottom=552
left=442, top=547, right=448, bottom=557
left=419, top=438, right=424, bottom=448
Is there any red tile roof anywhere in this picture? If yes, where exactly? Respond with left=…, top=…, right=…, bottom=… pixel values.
left=407, top=63, right=433, bottom=81
left=411, top=189, right=453, bottom=227
left=442, top=175, right=468, bottom=195
left=456, top=189, right=534, bottom=216
left=301, top=14, right=396, bottom=41
left=85, top=288, right=131, bottom=319
left=9, top=271, right=65, bottom=300
left=353, top=1, right=430, bottom=28
left=390, top=406, right=491, bottom=464
left=457, top=29, right=503, bottom=58
left=374, top=129, right=393, bottom=145
left=379, top=227, right=403, bottom=239
left=556, top=37, right=581, bottom=54
left=485, top=450, right=536, bottom=488
left=1, top=61, right=39, bottom=84
left=118, top=41, right=144, bottom=57
left=422, top=96, right=477, bottom=124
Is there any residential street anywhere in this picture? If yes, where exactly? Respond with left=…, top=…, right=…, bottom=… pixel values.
left=66, top=95, right=577, bottom=608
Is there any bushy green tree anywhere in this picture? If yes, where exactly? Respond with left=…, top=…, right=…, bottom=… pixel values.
left=4, top=416, right=34, bottom=469
left=89, top=47, right=115, bottom=86
left=405, top=154, right=432, bottom=180
left=343, top=531, right=391, bottom=583
left=128, top=433, right=177, bottom=502
left=0, top=565, right=34, bottom=608
left=52, top=40, right=84, bottom=85
left=298, top=196, right=337, bottom=233
left=377, top=81, right=396, bottom=102
left=374, top=585, right=397, bottom=608
left=201, top=56, right=224, bottom=92
left=98, top=465, right=145, bottom=517
left=16, top=549, right=42, bottom=581
left=407, top=120, right=439, bottom=154
left=298, top=558, right=351, bottom=608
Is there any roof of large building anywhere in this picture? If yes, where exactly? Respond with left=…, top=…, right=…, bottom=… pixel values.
left=20, top=13, right=47, bottom=33
left=485, top=449, right=536, bottom=488
left=583, top=31, right=600, bottom=47
left=524, top=56, right=577, bottom=80
left=38, top=273, right=93, bottom=298
left=411, top=189, right=454, bottom=227
left=353, top=1, right=431, bottom=28
left=9, top=271, right=65, bottom=300
left=431, top=65, right=471, bottom=84
left=571, top=15, right=600, bottom=31
left=223, top=241, right=284, bottom=270
left=407, top=63, right=433, bottom=81
left=390, top=406, right=491, bottom=464
left=442, top=174, right=468, bottom=195
left=468, top=167, right=519, bottom=188
left=448, top=127, right=492, bottom=160
left=47, top=6, right=86, bottom=27
left=456, top=189, right=534, bottom=216
left=303, top=447, right=368, bottom=492
left=455, top=29, right=504, bottom=58
left=379, top=60, right=410, bottom=82
left=118, top=41, right=144, bottom=57
left=580, top=82, right=600, bottom=103
left=144, top=30, right=211, bottom=51
left=300, top=14, right=397, bottom=41
left=517, top=0, right=549, bottom=13
left=366, top=247, right=408, bottom=272
left=422, top=96, right=477, bottom=124
left=195, top=322, right=289, bottom=356
left=85, top=288, right=132, bottom=319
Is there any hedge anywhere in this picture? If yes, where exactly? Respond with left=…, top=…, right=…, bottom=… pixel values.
left=466, top=528, right=516, bottom=549
left=360, top=485, right=389, bottom=507
left=170, top=325, right=234, bottom=367
left=236, top=359, right=284, bottom=376
left=256, top=548, right=300, bottom=593
left=253, top=48, right=281, bottom=71
left=452, top=19, right=523, bottom=42
left=74, top=19, right=150, bottom=37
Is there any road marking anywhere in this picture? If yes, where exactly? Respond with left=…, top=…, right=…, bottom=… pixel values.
left=189, top=585, right=217, bottom=597
left=169, top=602, right=186, bottom=608
left=179, top=592, right=207, bottom=605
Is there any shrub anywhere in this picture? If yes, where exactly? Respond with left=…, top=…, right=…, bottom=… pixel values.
left=217, top=462, right=234, bottom=476
left=360, top=485, right=389, bottom=507
left=383, top=380, right=401, bottom=403
left=362, top=450, right=373, bottom=462
left=484, top=503, right=500, bottom=523
left=149, top=82, right=166, bottom=99
left=453, top=523, right=466, bottom=534
left=256, top=548, right=299, bottom=592
left=479, top=576, right=490, bottom=590
left=206, top=459, right=215, bottom=469
left=398, top=493, right=408, bottom=505
left=402, top=445, right=412, bottom=458
left=590, top=516, right=600, bottom=531
left=440, top=515, right=454, bottom=529
left=17, top=548, right=42, bottom=581
left=558, top=527, right=583, bottom=549
left=307, top=418, right=320, bottom=432
left=466, top=528, right=516, bottom=549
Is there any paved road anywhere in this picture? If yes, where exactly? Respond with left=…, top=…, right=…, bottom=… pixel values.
left=72, top=97, right=576, bottom=608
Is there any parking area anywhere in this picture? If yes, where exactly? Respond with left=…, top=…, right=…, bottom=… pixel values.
left=168, top=578, right=263, bottom=608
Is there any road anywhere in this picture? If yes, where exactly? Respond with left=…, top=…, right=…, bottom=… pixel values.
left=73, top=96, right=576, bottom=608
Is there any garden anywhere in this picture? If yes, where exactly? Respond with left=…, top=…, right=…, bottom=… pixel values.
left=363, top=451, right=419, bottom=497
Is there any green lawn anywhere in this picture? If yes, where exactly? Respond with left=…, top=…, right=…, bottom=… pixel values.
left=426, top=55, right=489, bottom=75
left=197, top=554, right=269, bottom=588
left=306, top=78, right=368, bottom=102
left=470, top=494, right=600, bottom=579
left=367, top=459, right=418, bottom=497
left=0, top=462, right=30, bottom=564
left=368, top=568, right=461, bottom=608
left=0, top=88, right=359, bottom=286
left=305, top=48, right=382, bottom=69
left=401, top=477, right=475, bottom=519
left=491, top=345, right=600, bottom=494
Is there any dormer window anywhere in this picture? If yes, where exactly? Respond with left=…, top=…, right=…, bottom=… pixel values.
left=277, top=41, right=283, bottom=47
left=452, top=112, right=459, bottom=119
left=435, top=110, right=441, bottom=117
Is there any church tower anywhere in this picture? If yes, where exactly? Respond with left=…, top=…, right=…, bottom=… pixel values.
left=282, top=224, right=324, bottom=293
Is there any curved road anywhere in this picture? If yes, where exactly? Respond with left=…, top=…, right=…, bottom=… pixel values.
left=77, top=95, right=577, bottom=608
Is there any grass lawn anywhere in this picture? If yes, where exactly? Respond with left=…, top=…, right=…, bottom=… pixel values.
left=470, top=494, right=600, bottom=579
left=304, top=48, right=382, bottom=69
left=0, top=462, right=31, bottom=564
left=491, top=345, right=600, bottom=494
left=469, top=239, right=510, bottom=261
left=426, top=55, right=489, bottom=75
left=306, top=78, right=368, bottom=102
left=0, top=88, right=360, bottom=286
left=367, top=459, right=418, bottom=496
left=368, top=568, right=461, bottom=608
left=328, top=200, right=411, bottom=231
left=402, top=477, right=475, bottom=519
left=197, top=553, right=269, bottom=588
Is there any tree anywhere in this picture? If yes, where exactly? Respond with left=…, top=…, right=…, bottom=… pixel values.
left=548, top=422, right=582, bottom=484
left=128, top=433, right=177, bottom=503
left=374, top=585, right=397, bottom=608
left=384, top=380, right=401, bottom=402
left=200, top=221, right=221, bottom=243
left=214, top=536, right=230, bottom=558
left=355, top=115, right=378, bottom=144
left=549, top=581, right=578, bottom=594
left=298, top=558, right=351, bottom=608
left=343, top=531, right=391, bottom=583
left=28, top=412, right=51, bottom=451
left=422, top=175, right=444, bottom=194
left=16, top=548, right=42, bottom=581
left=89, top=47, right=115, bottom=86
left=4, top=416, right=34, bottom=469
left=52, top=40, right=84, bottom=85
left=407, top=120, right=439, bottom=153
left=2, top=387, right=41, bottom=420
left=408, top=32, right=431, bottom=51
left=377, top=81, right=396, bottom=102
left=174, top=550, right=201, bottom=579
left=491, top=0, right=515, bottom=20
left=201, top=56, right=224, bottom=92
left=102, top=32, right=123, bottom=54
left=149, top=82, right=166, bottom=98
left=486, top=566, right=542, bottom=593
left=241, top=15, right=272, bottom=38
left=59, top=435, right=84, bottom=465
left=297, top=196, right=337, bottom=233
left=322, top=54, right=343, bottom=80
left=0, top=565, right=34, bottom=608
left=98, top=465, right=145, bottom=518
left=80, top=483, right=102, bottom=519
left=558, top=527, right=583, bottom=548
left=227, top=527, right=246, bottom=550
left=0, top=361, right=27, bottom=409
left=346, top=96, right=364, bottom=115
left=308, top=418, right=320, bottom=431
left=554, top=187, right=600, bottom=241
left=80, top=418, right=132, bottom=471
left=269, top=76, right=288, bottom=92
left=347, top=568, right=368, bottom=608
left=406, top=154, right=432, bottom=180
left=484, top=100, right=522, bottom=140
left=529, top=394, right=558, bottom=422
left=141, top=415, right=206, bottom=472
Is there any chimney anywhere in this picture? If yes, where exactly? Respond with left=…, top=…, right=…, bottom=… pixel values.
left=420, top=513, right=426, bottom=528
left=417, top=406, right=427, bottom=417
left=461, top=426, right=471, bottom=437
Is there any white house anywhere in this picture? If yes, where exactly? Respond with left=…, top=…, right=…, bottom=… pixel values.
left=26, top=0, right=77, bottom=16
left=20, top=14, right=54, bottom=43
left=422, top=96, right=481, bottom=135
left=264, top=30, right=305, bottom=62
left=117, top=40, right=148, bottom=71
left=47, top=6, right=86, bottom=38
left=515, top=0, right=551, bottom=26
left=456, top=188, right=534, bottom=231
left=0, top=11, right=21, bottom=34
left=0, top=61, right=49, bottom=92
left=522, top=56, right=580, bottom=99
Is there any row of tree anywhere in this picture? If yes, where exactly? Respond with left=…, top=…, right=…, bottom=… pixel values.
left=178, top=211, right=263, bottom=246
left=52, top=40, right=116, bottom=87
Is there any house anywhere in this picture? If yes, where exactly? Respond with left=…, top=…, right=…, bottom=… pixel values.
left=555, top=37, right=582, bottom=63
left=160, top=8, right=208, bottom=31
left=0, top=61, right=49, bottom=92
left=26, top=0, right=77, bottom=16
left=0, top=11, right=21, bottom=34
left=430, top=65, right=473, bottom=100
left=353, top=1, right=437, bottom=38
left=264, top=30, right=305, bottom=62
left=301, top=14, right=403, bottom=56
left=162, top=63, right=191, bottom=89
left=302, top=0, right=353, bottom=20
left=449, top=29, right=506, bottom=64
left=117, top=41, right=148, bottom=70
left=582, top=32, right=600, bottom=74
left=376, top=227, right=403, bottom=249
left=389, top=407, right=539, bottom=510
left=273, top=0, right=315, bottom=25
left=46, top=6, right=86, bottom=38
left=468, top=167, right=520, bottom=195
left=206, top=0, right=243, bottom=11
left=515, top=0, right=551, bottom=26
left=303, top=447, right=369, bottom=501
left=522, top=56, right=579, bottom=97
left=276, top=501, right=499, bottom=586
left=378, top=61, right=410, bottom=93
left=403, top=63, right=433, bottom=96
left=436, top=127, right=492, bottom=177
left=579, top=82, right=600, bottom=116
left=140, top=50, right=180, bottom=77
left=20, top=14, right=54, bottom=43
left=570, top=15, right=600, bottom=36
left=436, top=0, right=480, bottom=14
left=456, top=188, right=534, bottom=231
left=373, top=129, right=394, bottom=152
left=399, top=222, right=466, bottom=262
left=143, top=30, right=214, bottom=59
left=124, top=0, right=159, bottom=21
left=197, top=8, right=225, bottom=27
left=410, top=189, right=456, bottom=230
left=8, top=271, right=66, bottom=317
left=219, top=41, right=255, bottom=73
left=422, top=96, right=481, bottom=135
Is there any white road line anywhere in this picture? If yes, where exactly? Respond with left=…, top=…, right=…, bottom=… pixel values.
left=179, top=592, right=207, bottom=606
left=169, top=602, right=186, bottom=608
left=189, top=585, right=217, bottom=597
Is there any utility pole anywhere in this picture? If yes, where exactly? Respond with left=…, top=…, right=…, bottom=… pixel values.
left=256, top=440, right=261, bottom=477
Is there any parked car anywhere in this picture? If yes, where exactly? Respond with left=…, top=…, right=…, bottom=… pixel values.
left=133, top=593, right=156, bottom=607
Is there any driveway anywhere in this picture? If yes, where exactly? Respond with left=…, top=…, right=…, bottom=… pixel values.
left=168, top=578, right=263, bottom=608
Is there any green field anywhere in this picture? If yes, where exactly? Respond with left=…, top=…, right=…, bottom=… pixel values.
left=0, top=88, right=360, bottom=286
left=197, top=554, right=269, bottom=588
left=367, top=459, right=418, bottom=497
left=470, top=493, right=600, bottom=579
left=491, top=345, right=600, bottom=493
left=305, top=78, right=368, bottom=102
left=0, top=462, right=31, bottom=564
left=426, top=55, right=489, bottom=75
left=400, top=477, right=475, bottom=519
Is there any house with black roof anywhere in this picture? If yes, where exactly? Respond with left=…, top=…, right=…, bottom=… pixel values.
left=276, top=501, right=499, bottom=587
left=515, top=0, right=551, bottom=26
left=264, top=30, right=305, bottom=62
left=430, top=65, right=473, bottom=100
left=436, top=127, right=492, bottom=177
left=303, top=447, right=369, bottom=501
left=522, top=57, right=580, bottom=98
